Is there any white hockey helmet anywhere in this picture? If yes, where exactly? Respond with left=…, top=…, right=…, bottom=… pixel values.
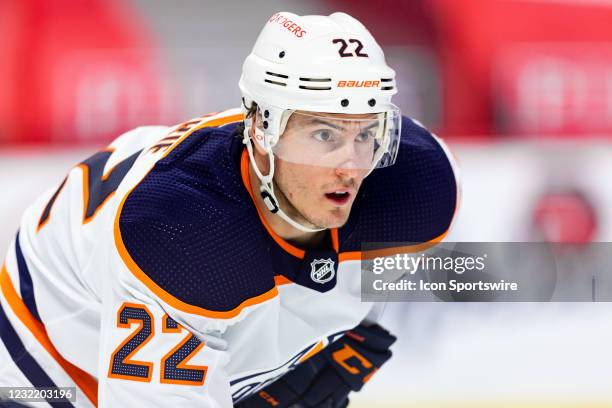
left=239, top=11, right=401, bottom=232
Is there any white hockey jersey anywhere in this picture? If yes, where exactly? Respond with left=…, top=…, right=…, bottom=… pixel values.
left=0, top=109, right=458, bottom=407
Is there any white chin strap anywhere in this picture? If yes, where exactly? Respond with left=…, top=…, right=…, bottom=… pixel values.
left=243, top=129, right=324, bottom=233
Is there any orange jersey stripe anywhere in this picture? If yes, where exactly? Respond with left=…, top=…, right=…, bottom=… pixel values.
left=273, top=275, right=293, bottom=286
left=298, top=340, right=324, bottom=364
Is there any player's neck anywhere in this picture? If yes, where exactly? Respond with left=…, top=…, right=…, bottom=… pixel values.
left=248, top=162, right=326, bottom=249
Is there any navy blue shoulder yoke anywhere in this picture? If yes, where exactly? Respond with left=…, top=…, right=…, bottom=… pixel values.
left=118, top=122, right=277, bottom=313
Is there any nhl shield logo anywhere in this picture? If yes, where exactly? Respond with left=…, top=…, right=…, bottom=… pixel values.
left=310, top=258, right=336, bottom=284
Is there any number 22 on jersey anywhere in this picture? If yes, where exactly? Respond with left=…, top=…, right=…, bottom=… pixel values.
left=108, top=303, right=208, bottom=386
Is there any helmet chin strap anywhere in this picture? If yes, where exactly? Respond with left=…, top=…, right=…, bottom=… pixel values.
left=243, top=128, right=325, bottom=233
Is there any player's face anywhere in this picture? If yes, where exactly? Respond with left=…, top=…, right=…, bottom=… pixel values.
left=272, top=112, right=374, bottom=229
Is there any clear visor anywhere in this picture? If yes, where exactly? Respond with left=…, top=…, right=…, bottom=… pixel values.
left=258, top=105, right=401, bottom=170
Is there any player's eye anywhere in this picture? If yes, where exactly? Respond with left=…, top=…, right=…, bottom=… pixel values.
left=356, top=130, right=374, bottom=143
left=312, top=129, right=334, bottom=142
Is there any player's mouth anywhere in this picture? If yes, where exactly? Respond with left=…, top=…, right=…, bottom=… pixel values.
left=324, top=190, right=352, bottom=206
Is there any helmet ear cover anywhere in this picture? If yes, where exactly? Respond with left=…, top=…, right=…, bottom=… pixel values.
left=250, top=104, right=295, bottom=151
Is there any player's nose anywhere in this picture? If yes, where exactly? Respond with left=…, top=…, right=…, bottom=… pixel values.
left=334, top=165, right=363, bottom=184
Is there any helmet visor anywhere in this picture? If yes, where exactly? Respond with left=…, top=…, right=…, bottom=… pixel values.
left=267, top=106, right=401, bottom=170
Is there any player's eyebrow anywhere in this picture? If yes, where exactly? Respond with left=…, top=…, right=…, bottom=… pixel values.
left=308, top=118, right=380, bottom=132
left=309, top=118, right=345, bottom=131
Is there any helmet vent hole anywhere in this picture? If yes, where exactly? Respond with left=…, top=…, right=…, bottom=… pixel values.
left=299, top=77, right=332, bottom=82
left=299, top=85, right=332, bottom=91
left=264, top=79, right=287, bottom=87
left=265, top=71, right=289, bottom=79
left=298, top=77, right=332, bottom=90
left=381, top=78, right=394, bottom=91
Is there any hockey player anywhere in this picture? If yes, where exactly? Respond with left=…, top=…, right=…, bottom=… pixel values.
left=0, top=11, right=458, bottom=408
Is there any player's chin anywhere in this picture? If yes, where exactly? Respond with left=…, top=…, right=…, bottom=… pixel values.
left=316, top=208, right=352, bottom=229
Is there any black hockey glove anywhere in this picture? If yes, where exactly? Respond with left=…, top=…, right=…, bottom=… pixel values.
left=235, top=323, right=396, bottom=408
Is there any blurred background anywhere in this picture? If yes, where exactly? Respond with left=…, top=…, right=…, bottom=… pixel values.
left=2, top=0, right=612, bottom=406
